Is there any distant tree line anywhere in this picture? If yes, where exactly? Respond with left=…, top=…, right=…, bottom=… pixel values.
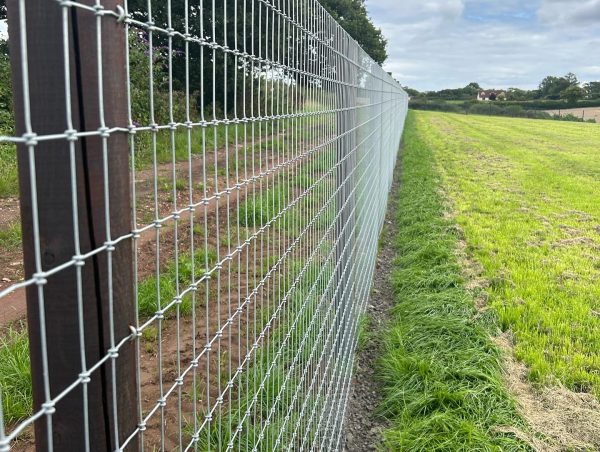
left=406, top=73, right=600, bottom=104
left=410, top=99, right=597, bottom=124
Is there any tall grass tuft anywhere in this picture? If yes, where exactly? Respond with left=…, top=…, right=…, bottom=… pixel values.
left=0, top=326, right=32, bottom=424
left=137, top=248, right=218, bottom=318
left=0, top=221, right=22, bottom=250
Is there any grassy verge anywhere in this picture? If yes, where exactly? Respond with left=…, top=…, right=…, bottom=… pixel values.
left=378, top=112, right=532, bottom=450
left=0, top=326, right=31, bottom=424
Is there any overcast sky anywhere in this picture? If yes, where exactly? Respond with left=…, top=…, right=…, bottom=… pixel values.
left=367, top=0, right=600, bottom=91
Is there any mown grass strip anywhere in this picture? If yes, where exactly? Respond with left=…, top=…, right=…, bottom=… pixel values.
left=378, top=112, right=533, bottom=451
left=422, top=111, right=600, bottom=394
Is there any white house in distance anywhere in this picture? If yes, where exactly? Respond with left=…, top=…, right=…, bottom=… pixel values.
left=477, top=90, right=507, bottom=101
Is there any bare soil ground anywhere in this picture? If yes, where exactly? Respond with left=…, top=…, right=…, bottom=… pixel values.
left=546, top=107, right=600, bottom=122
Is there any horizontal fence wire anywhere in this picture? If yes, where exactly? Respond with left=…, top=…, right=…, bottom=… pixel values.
left=0, top=0, right=408, bottom=450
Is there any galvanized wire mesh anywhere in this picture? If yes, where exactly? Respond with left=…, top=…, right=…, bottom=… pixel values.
left=0, top=0, right=407, bottom=450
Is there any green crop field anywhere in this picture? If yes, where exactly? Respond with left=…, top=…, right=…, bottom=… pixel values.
left=413, top=110, right=600, bottom=395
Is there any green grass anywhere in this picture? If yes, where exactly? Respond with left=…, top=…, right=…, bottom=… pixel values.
left=134, top=124, right=238, bottom=168
left=185, top=256, right=335, bottom=450
left=378, top=111, right=532, bottom=450
left=356, top=313, right=371, bottom=353
left=415, top=111, right=600, bottom=395
left=0, top=143, right=18, bottom=197
left=0, top=326, right=32, bottom=423
left=0, top=221, right=21, bottom=250
left=137, top=248, right=218, bottom=317
left=238, top=186, right=289, bottom=228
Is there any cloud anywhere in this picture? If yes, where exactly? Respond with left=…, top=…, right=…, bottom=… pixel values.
left=367, top=0, right=464, bottom=33
left=583, top=65, right=600, bottom=75
left=538, top=0, right=600, bottom=26
left=365, top=0, right=600, bottom=91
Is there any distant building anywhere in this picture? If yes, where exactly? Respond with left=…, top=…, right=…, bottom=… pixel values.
left=477, top=90, right=506, bottom=101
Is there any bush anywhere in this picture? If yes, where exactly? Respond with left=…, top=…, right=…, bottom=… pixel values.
left=468, top=103, right=502, bottom=116
left=504, top=105, right=524, bottom=116
left=128, top=31, right=191, bottom=126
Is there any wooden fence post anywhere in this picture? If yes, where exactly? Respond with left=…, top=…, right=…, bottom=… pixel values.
left=7, top=0, right=137, bottom=449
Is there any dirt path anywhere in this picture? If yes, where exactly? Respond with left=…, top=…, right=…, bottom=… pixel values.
left=343, top=161, right=402, bottom=451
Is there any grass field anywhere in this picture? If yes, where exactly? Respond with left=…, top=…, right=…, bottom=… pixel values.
left=412, top=110, right=600, bottom=395
left=379, top=112, right=531, bottom=450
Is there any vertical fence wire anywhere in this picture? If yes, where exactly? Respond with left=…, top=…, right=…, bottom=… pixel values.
left=0, top=0, right=408, bottom=450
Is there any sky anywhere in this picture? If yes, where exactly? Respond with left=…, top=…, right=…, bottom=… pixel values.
left=366, top=0, right=600, bottom=91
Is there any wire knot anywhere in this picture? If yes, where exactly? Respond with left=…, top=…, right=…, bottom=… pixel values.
left=42, top=401, right=56, bottom=415
left=115, top=4, right=127, bottom=23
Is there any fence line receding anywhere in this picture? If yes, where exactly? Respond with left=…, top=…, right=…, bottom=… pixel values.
left=0, top=0, right=408, bottom=450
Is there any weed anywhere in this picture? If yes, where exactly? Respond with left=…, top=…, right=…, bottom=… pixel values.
left=192, top=223, right=205, bottom=238
left=142, top=326, right=158, bottom=343
left=238, top=186, right=288, bottom=228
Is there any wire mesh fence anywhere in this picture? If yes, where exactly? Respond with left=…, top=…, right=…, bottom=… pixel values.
left=0, top=0, right=407, bottom=450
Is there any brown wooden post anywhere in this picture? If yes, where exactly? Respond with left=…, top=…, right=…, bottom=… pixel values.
left=7, top=1, right=138, bottom=450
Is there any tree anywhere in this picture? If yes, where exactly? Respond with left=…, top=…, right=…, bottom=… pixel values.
left=506, top=88, right=530, bottom=101
left=319, top=0, right=387, bottom=64
left=560, top=85, right=585, bottom=103
left=539, top=73, right=579, bottom=99
left=125, top=0, right=287, bottom=115
left=539, top=76, right=568, bottom=99
left=402, top=86, right=421, bottom=98
left=125, top=0, right=387, bottom=115
left=124, top=0, right=390, bottom=116
left=565, top=72, right=579, bottom=86
left=584, top=81, right=600, bottom=99
left=463, top=82, right=481, bottom=97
